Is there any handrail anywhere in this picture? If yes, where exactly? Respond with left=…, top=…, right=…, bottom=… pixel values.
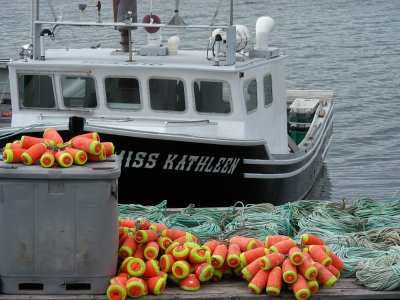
left=35, top=20, right=230, bottom=30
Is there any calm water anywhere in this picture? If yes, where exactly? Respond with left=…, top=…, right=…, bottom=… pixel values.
left=1, top=0, right=400, bottom=203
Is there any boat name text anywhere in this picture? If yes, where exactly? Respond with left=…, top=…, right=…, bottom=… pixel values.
left=119, top=150, right=240, bottom=174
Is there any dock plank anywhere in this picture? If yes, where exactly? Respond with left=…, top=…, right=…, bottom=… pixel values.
left=1, top=279, right=399, bottom=300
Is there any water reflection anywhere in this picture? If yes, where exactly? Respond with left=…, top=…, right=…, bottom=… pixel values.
left=306, top=163, right=332, bottom=201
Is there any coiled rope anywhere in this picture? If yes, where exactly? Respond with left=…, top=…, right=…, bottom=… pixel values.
left=118, top=200, right=167, bottom=222
left=355, top=253, right=400, bottom=290
left=117, top=197, right=400, bottom=290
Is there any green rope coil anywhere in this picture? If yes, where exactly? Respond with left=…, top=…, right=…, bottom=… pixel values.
left=335, top=246, right=400, bottom=278
left=118, top=200, right=167, bottom=222
left=161, top=213, right=222, bottom=244
left=297, top=206, right=365, bottom=234
left=355, top=254, right=400, bottom=290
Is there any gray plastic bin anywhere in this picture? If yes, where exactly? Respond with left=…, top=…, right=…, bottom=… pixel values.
left=0, top=155, right=121, bottom=294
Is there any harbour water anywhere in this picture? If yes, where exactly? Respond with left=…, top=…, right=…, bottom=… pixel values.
left=0, top=0, right=399, bottom=203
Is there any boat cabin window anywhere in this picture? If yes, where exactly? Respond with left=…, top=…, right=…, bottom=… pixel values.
left=193, top=80, right=231, bottom=114
left=149, top=78, right=185, bottom=112
left=244, top=78, right=258, bottom=112
left=264, top=74, right=273, bottom=107
left=61, top=76, right=97, bottom=108
left=105, top=77, right=141, bottom=110
left=18, top=74, right=55, bottom=109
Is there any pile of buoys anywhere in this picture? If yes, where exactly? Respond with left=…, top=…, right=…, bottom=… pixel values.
left=1, top=128, right=115, bottom=168
left=108, top=218, right=344, bottom=299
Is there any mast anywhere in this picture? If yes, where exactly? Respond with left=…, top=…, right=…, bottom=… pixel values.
left=230, top=0, right=233, bottom=26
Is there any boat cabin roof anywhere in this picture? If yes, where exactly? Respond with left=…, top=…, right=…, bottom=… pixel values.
left=11, top=47, right=280, bottom=74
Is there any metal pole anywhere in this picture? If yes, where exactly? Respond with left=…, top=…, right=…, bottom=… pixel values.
left=230, top=0, right=233, bottom=25
left=36, top=0, right=39, bottom=21
left=128, top=27, right=132, bottom=62
left=175, top=0, right=179, bottom=20
left=31, top=0, right=34, bottom=42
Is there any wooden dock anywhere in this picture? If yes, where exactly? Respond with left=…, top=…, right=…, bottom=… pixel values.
left=0, top=278, right=399, bottom=300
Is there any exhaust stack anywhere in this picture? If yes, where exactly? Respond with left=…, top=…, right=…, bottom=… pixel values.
left=113, top=0, right=137, bottom=52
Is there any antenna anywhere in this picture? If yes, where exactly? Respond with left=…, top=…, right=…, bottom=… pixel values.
left=168, top=0, right=186, bottom=25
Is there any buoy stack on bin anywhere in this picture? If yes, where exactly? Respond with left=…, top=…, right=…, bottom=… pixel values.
left=1, top=128, right=115, bottom=167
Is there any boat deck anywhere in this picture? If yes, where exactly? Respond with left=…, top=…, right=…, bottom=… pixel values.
left=0, top=278, right=399, bottom=300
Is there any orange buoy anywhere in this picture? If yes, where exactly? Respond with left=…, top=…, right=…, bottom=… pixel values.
left=144, top=241, right=160, bottom=260
left=149, top=223, right=168, bottom=233
left=157, top=236, right=173, bottom=251
left=74, top=132, right=101, bottom=141
left=119, top=236, right=137, bottom=259
left=171, top=260, right=191, bottom=279
left=101, top=141, right=115, bottom=157
left=135, top=229, right=158, bottom=244
left=297, top=256, right=318, bottom=280
left=106, top=281, right=127, bottom=300
left=65, top=147, right=88, bottom=165
left=226, top=243, right=241, bottom=267
left=307, top=279, right=319, bottom=294
left=241, top=257, right=262, bottom=281
left=126, top=258, right=146, bottom=277
left=259, top=252, right=285, bottom=270
left=40, top=150, right=55, bottom=168
left=292, top=273, right=311, bottom=300
left=2, top=148, right=25, bottom=163
left=301, top=233, right=325, bottom=245
left=211, top=244, right=228, bottom=268
left=314, top=262, right=337, bottom=288
left=180, top=274, right=200, bottom=291
left=329, top=250, right=345, bottom=272
left=87, top=144, right=107, bottom=161
left=133, top=245, right=145, bottom=260
left=55, top=151, right=73, bottom=167
left=159, top=254, right=175, bottom=273
left=143, top=260, right=160, bottom=278
left=20, top=135, right=45, bottom=149
left=194, top=262, right=214, bottom=282
left=265, top=235, right=291, bottom=248
left=171, top=244, right=190, bottom=261
left=230, top=236, right=258, bottom=252
left=268, top=239, right=295, bottom=254
left=70, top=136, right=102, bottom=155
left=289, top=246, right=305, bottom=265
left=201, top=239, right=220, bottom=253
left=3, top=141, right=23, bottom=150
left=240, top=247, right=269, bottom=266
left=146, top=276, right=166, bottom=295
left=247, top=269, right=270, bottom=294
left=21, top=143, right=47, bottom=165
left=43, top=128, right=64, bottom=147
left=110, top=272, right=129, bottom=285
left=188, top=247, right=208, bottom=265
left=266, top=266, right=283, bottom=296
left=282, top=258, right=298, bottom=284
left=309, top=245, right=332, bottom=267
left=126, top=277, right=147, bottom=297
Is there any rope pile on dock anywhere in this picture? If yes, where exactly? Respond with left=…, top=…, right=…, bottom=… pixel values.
left=117, top=197, right=400, bottom=293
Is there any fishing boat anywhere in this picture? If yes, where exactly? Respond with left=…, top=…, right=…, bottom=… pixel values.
left=0, top=0, right=333, bottom=207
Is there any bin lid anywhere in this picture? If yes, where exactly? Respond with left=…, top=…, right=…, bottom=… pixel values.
left=0, top=154, right=121, bottom=179
left=289, top=98, right=320, bottom=114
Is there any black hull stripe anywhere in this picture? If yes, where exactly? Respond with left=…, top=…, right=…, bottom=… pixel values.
left=244, top=134, right=332, bottom=179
